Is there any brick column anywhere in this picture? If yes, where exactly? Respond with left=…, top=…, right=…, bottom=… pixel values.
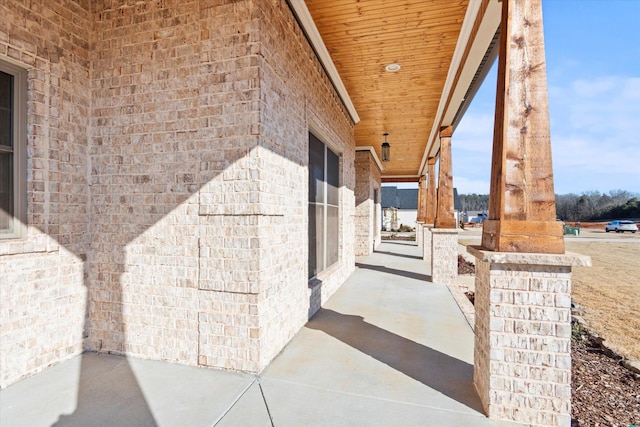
left=469, top=247, right=590, bottom=426
left=355, top=150, right=382, bottom=256
left=422, top=225, right=433, bottom=262
left=430, top=228, right=458, bottom=284
left=416, top=222, right=424, bottom=248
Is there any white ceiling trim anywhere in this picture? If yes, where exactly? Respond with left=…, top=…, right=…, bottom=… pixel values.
left=288, top=1, right=361, bottom=124
left=417, top=0, right=484, bottom=177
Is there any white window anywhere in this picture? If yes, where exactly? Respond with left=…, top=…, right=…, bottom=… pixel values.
left=0, top=60, right=27, bottom=239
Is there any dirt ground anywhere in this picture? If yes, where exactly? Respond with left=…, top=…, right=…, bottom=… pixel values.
left=459, top=225, right=640, bottom=361
left=566, top=238, right=640, bottom=361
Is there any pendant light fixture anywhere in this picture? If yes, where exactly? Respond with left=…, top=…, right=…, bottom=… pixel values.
left=381, top=133, right=391, bottom=162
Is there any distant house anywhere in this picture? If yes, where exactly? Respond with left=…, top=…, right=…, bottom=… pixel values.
left=382, top=186, right=463, bottom=230
left=381, top=187, right=418, bottom=230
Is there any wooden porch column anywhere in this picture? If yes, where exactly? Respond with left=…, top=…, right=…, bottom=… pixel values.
left=422, top=158, right=437, bottom=262
left=434, top=126, right=456, bottom=229
left=472, top=1, right=591, bottom=426
left=481, top=0, right=564, bottom=254
left=416, top=175, right=427, bottom=248
left=416, top=175, right=427, bottom=223
left=424, top=158, right=437, bottom=224
left=430, top=127, right=457, bottom=283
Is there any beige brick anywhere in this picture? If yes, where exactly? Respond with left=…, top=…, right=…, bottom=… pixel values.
left=470, top=248, right=590, bottom=427
left=1, top=0, right=356, bottom=386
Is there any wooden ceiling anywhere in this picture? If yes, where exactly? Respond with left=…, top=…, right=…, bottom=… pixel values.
left=305, top=0, right=470, bottom=179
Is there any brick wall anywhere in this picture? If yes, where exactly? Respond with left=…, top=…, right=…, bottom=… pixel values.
left=89, top=0, right=355, bottom=372
left=0, top=0, right=91, bottom=387
left=1, top=0, right=356, bottom=385
left=255, top=0, right=355, bottom=367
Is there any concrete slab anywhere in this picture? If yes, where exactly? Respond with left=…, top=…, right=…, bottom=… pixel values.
left=261, top=378, right=514, bottom=427
left=259, top=241, right=519, bottom=426
left=215, top=381, right=272, bottom=427
left=0, top=352, right=254, bottom=427
left=1, top=241, right=521, bottom=427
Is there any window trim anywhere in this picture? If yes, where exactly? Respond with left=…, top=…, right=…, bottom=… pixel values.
left=0, top=59, right=27, bottom=240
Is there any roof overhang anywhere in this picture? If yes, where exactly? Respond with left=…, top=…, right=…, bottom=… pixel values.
left=289, top=0, right=502, bottom=181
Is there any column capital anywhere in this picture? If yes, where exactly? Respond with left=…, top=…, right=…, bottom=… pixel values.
left=439, top=125, right=453, bottom=138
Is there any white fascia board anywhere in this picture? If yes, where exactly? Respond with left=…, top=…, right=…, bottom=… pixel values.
left=288, top=1, right=360, bottom=124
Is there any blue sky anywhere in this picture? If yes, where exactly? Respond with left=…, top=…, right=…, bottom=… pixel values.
left=448, top=0, right=640, bottom=195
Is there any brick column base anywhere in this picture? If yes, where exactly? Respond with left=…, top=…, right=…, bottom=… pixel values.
left=468, top=246, right=591, bottom=426
left=422, top=223, right=434, bottom=263
left=416, top=222, right=424, bottom=248
left=430, top=228, right=458, bottom=284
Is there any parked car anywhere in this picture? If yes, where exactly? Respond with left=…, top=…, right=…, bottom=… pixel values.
left=605, top=220, right=638, bottom=233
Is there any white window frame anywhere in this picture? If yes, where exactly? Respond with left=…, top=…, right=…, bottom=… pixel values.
left=0, top=59, right=27, bottom=240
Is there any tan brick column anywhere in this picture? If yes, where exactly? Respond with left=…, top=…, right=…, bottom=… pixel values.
left=355, top=151, right=382, bottom=256
left=473, top=1, right=591, bottom=425
left=470, top=247, right=590, bottom=425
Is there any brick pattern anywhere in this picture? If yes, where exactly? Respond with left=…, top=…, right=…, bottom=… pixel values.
left=1, top=0, right=356, bottom=385
left=354, top=151, right=381, bottom=256
left=256, top=0, right=355, bottom=367
left=89, top=0, right=355, bottom=372
left=473, top=255, right=574, bottom=426
left=0, top=0, right=91, bottom=387
left=430, top=228, right=458, bottom=284
left=416, top=223, right=423, bottom=248
left=422, top=224, right=433, bottom=262
left=89, top=0, right=216, bottom=365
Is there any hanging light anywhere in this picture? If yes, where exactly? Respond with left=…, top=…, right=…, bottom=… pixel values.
left=381, top=133, right=391, bottom=162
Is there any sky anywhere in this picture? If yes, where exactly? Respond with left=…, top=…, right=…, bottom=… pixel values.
left=392, top=1, right=640, bottom=196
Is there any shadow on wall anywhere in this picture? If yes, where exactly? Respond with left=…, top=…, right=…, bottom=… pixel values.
left=306, top=308, right=484, bottom=414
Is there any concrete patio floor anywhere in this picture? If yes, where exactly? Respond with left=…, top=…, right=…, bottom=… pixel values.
left=1, top=241, right=518, bottom=427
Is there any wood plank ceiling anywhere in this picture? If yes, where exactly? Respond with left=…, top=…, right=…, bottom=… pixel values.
left=305, top=0, right=469, bottom=179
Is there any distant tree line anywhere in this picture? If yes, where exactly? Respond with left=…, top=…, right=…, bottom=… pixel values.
left=555, top=190, right=640, bottom=221
left=459, top=193, right=489, bottom=212
left=459, top=190, right=639, bottom=221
